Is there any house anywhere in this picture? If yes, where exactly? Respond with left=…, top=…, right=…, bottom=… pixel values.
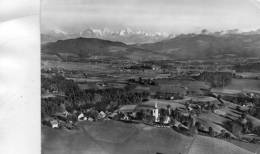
left=118, top=105, right=137, bottom=114
left=98, top=111, right=106, bottom=119
left=214, top=109, right=226, bottom=116
left=50, top=120, right=59, bottom=128
left=78, top=113, right=85, bottom=121
left=63, top=111, right=69, bottom=117
left=108, top=112, right=118, bottom=119
left=87, top=117, right=94, bottom=122
left=163, top=115, right=171, bottom=124
left=122, top=114, right=130, bottom=121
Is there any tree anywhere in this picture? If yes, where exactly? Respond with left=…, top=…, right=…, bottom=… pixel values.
left=208, top=127, right=214, bottom=137
left=136, top=110, right=144, bottom=120
left=201, top=29, right=208, bottom=34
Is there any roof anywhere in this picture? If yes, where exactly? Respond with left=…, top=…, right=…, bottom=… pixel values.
left=50, top=120, right=58, bottom=125
left=185, top=96, right=218, bottom=103
left=138, top=99, right=185, bottom=110
left=212, top=89, right=241, bottom=95
left=118, top=105, right=137, bottom=112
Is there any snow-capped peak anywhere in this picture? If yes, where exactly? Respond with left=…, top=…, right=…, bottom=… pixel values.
left=92, top=29, right=102, bottom=36
left=44, top=27, right=174, bottom=44
left=53, top=29, right=67, bottom=35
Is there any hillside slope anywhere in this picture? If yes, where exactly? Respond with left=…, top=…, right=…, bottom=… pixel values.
left=42, top=121, right=254, bottom=154
left=42, top=34, right=260, bottom=61
left=188, top=135, right=253, bottom=154
left=140, top=34, right=260, bottom=59
left=42, top=38, right=168, bottom=61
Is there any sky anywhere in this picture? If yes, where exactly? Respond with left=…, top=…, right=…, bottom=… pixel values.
left=41, top=0, right=260, bottom=34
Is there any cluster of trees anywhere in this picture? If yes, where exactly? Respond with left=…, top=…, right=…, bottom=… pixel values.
left=42, top=74, right=150, bottom=118
left=234, top=63, right=260, bottom=73
left=154, top=92, right=183, bottom=100
left=41, top=97, right=65, bottom=116
left=41, top=74, right=80, bottom=96
left=194, top=71, right=232, bottom=87
left=125, top=64, right=153, bottom=70
left=128, top=77, right=158, bottom=86
left=221, top=94, right=260, bottom=119
left=222, top=113, right=260, bottom=142
left=71, top=88, right=150, bottom=112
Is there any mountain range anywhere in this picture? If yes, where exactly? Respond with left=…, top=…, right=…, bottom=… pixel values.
left=42, top=37, right=168, bottom=61
left=41, top=28, right=174, bottom=44
left=42, top=32, right=260, bottom=61
left=139, top=33, right=260, bottom=59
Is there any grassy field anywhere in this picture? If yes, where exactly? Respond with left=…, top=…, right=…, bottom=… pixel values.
left=236, top=72, right=260, bottom=78
left=223, top=79, right=260, bottom=91
left=42, top=61, right=116, bottom=73
left=42, top=120, right=192, bottom=154
left=188, top=135, right=253, bottom=154
left=42, top=120, right=255, bottom=154
left=141, top=99, right=185, bottom=110
left=41, top=53, right=61, bottom=61
left=152, top=79, right=210, bottom=94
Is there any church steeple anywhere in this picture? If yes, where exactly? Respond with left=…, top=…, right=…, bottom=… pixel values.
left=153, top=102, right=159, bottom=122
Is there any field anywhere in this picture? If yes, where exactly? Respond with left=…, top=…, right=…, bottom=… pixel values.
left=188, top=135, right=253, bottom=154
left=42, top=120, right=255, bottom=154
left=223, top=79, right=260, bottom=91
left=152, top=79, right=210, bottom=94
left=236, top=72, right=260, bottom=78
left=141, top=99, right=185, bottom=110
left=78, top=82, right=128, bottom=90
left=41, top=61, right=116, bottom=73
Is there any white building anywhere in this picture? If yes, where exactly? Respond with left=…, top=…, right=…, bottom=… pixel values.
left=78, top=113, right=85, bottom=121
left=152, top=103, right=159, bottom=122
left=98, top=111, right=106, bottom=119
left=87, top=117, right=94, bottom=122
left=50, top=120, right=59, bottom=128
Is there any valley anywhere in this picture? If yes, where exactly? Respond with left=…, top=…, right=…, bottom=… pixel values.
left=41, top=33, right=260, bottom=154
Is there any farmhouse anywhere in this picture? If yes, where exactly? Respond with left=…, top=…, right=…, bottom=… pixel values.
left=50, top=119, right=59, bottom=128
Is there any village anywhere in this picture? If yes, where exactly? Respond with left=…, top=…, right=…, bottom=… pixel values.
left=41, top=63, right=260, bottom=145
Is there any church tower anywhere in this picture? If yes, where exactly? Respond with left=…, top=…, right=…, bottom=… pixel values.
left=153, top=102, right=159, bottom=122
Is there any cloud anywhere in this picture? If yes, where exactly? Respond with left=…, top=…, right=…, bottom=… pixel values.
left=250, top=0, right=260, bottom=9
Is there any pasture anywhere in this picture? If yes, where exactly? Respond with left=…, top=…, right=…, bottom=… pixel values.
left=224, top=79, right=260, bottom=91
left=42, top=120, right=255, bottom=154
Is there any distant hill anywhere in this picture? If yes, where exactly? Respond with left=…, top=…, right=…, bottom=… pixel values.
left=41, top=34, right=71, bottom=44
left=41, top=37, right=169, bottom=61
left=139, top=33, right=260, bottom=59
left=42, top=33, right=260, bottom=61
